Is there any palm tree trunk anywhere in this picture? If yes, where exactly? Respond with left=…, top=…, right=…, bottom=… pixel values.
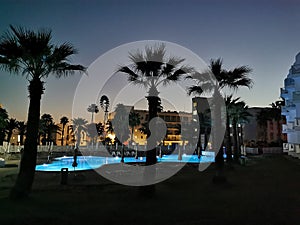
left=212, top=91, right=226, bottom=183
left=7, top=131, right=13, bottom=144
left=233, top=120, right=239, bottom=162
left=61, top=124, right=65, bottom=146
left=20, top=133, right=24, bottom=145
left=225, top=112, right=233, bottom=163
left=131, top=126, right=134, bottom=144
left=139, top=95, right=160, bottom=197
left=10, top=78, right=43, bottom=199
left=145, top=95, right=159, bottom=165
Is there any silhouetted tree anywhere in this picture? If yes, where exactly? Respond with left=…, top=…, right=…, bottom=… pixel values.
left=72, top=118, right=88, bottom=147
left=119, top=43, right=193, bottom=165
left=87, top=104, right=99, bottom=123
left=129, top=111, right=141, bottom=143
left=16, top=121, right=26, bottom=145
left=60, top=116, right=69, bottom=146
left=0, top=25, right=85, bottom=199
left=0, top=108, right=9, bottom=145
left=188, top=58, right=252, bottom=182
left=6, top=118, right=18, bottom=143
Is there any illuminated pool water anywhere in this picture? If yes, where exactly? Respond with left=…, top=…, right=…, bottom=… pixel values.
left=35, top=154, right=215, bottom=172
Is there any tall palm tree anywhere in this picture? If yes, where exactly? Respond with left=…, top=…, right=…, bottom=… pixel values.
left=6, top=118, right=18, bottom=143
left=16, top=121, right=26, bottom=145
left=118, top=43, right=193, bottom=164
left=100, top=95, right=110, bottom=124
left=87, top=103, right=99, bottom=123
left=188, top=58, right=252, bottom=181
left=129, top=111, right=141, bottom=144
left=224, top=95, right=240, bottom=162
left=0, top=107, right=9, bottom=145
left=60, top=116, right=69, bottom=146
left=72, top=118, right=88, bottom=147
left=0, top=25, right=85, bottom=199
left=229, top=100, right=251, bottom=161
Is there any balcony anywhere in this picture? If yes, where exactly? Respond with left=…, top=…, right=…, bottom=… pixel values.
left=284, top=78, right=295, bottom=88
left=282, top=124, right=287, bottom=133
left=280, top=88, right=289, bottom=99
left=294, top=120, right=300, bottom=131
left=287, top=121, right=294, bottom=132
left=282, top=104, right=296, bottom=115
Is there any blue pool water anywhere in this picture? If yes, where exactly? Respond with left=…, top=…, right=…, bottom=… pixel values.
left=35, top=154, right=215, bottom=172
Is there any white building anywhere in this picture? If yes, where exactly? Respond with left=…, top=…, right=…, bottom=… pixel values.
left=281, top=52, right=300, bottom=156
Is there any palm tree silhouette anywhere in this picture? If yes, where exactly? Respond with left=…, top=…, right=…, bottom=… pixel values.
left=188, top=58, right=252, bottom=182
left=0, top=108, right=9, bottom=145
left=16, top=121, right=26, bottom=145
left=227, top=98, right=251, bottom=161
left=225, top=95, right=240, bottom=162
left=99, top=95, right=110, bottom=124
left=129, top=111, right=141, bottom=144
left=87, top=104, right=99, bottom=123
left=40, top=114, right=60, bottom=144
left=6, top=118, right=18, bottom=144
left=118, top=43, right=193, bottom=165
left=0, top=25, right=86, bottom=199
left=72, top=118, right=88, bottom=147
left=60, top=116, right=69, bottom=146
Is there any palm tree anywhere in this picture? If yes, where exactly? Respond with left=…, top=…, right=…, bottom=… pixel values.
left=224, top=95, right=240, bottom=162
left=118, top=43, right=193, bottom=165
left=72, top=118, right=88, bottom=147
left=129, top=111, right=141, bottom=144
left=0, top=25, right=85, bottom=199
left=6, top=118, right=18, bottom=143
left=111, top=104, right=130, bottom=145
left=96, top=122, right=105, bottom=140
left=228, top=99, right=251, bottom=161
left=188, top=58, right=252, bottom=181
left=16, top=121, right=26, bottom=145
left=100, top=95, right=110, bottom=124
left=269, top=100, right=284, bottom=144
left=40, top=113, right=60, bottom=144
left=236, top=104, right=251, bottom=152
left=87, top=104, right=99, bottom=123
left=106, top=120, right=114, bottom=134
left=86, top=123, right=98, bottom=146
left=60, top=116, right=69, bottom=146
left=0, top=107, right=9, bottom=145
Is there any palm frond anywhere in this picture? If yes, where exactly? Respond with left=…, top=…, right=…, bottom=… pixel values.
left=118, top=66, right=139, bottom=81
left=187, top=85, right=204, bottom=96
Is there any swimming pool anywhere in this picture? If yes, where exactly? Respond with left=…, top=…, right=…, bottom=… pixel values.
left=35, top=153, right=215, bottom=172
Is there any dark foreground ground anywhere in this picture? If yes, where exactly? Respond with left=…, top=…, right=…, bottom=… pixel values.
left=0, top=154, right=299, bottom=225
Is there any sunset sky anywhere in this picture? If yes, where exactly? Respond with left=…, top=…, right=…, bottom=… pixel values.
left=0, top=0, right=300, bottom=123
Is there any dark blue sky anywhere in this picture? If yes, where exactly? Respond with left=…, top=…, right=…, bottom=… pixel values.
left=1, top=0, right=300, bottom=122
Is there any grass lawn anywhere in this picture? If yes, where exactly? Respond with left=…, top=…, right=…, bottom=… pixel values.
left=0, top=154, right=299, bottom=225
